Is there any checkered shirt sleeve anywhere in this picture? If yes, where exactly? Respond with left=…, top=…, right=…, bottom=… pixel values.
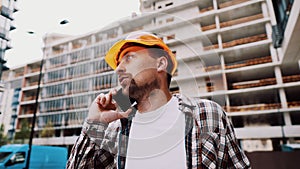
left=194, top=99, right=251, bottom=169
left=66, top=120, right=120, bottom=169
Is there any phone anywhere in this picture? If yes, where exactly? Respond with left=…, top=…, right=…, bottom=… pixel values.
left=112, top=88, right=137, bottom=112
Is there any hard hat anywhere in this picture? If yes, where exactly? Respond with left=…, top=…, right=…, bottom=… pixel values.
left=104, top=31, right=177, bottom=75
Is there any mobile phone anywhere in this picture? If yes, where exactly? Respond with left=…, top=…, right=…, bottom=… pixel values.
left=112, top=89, right=137, bottom=112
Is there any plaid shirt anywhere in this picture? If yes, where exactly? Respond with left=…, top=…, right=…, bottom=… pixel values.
left=67, top=94, right=251, bottom=169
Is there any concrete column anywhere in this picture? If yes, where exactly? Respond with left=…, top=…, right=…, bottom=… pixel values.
left=264, top=0, right=277, bottom=25
left=215, top=15, right=220, bottom=30
left=261, top=2, right=269, bottom=18
left=220, top=55, right=228, bottom=90
left=265, top=22, right=273, bottom=40
left=217, top=33, right=222, bottom=49
left=225, top=94, right=230, bottom=112
left=270, top=45, right=279, bottom=62
left=276, top=47, right=284, bottom=62
left=283, top=112, right=292, bottom=126
left=279, top=88, right=287, bottom=108
left=274, top=66, right=283, bottom=84
left=91, top=35, right=96, bottom=44
left=213, top=0, right=218, bottom=10
left=60, top=128, right=64, bottom=137
left=68, top=42, right=72, bottom=52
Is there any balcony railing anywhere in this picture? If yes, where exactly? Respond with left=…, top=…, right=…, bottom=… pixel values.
left=232, top=77, right=276, bottom=89
left=283, top=75, right=300, bottom=83
left=204, top=34, right=268, bottom=51
left=231, top=74, right=300, bottom=89
left=26, top=81, right=39, bottom=87
left=288, top=101, right=300, bottom=108
left=225, top=56, right=272, bottom=69
left=222, top=34, right=268, bottom=48
left=220, top=13, right=264, bottom=28
left=203, top=44, right=219, bottom=51
left=22, top=96, right=35, bottom=101
left=218, top=0, right=249, bottom=9
left=203, top=65, right=222, bottom=72
left=201, top=13, right=263, bottom=32
left=201, top=24, right=216, bottom=31
left=226, top=100, right=300, bottom=112
left=225, top=103, right=282, bottom=112
left=199, top=6, right=213, bottom=13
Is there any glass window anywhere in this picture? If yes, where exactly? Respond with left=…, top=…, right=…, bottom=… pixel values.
left=0, top=152, right=12, bottom=163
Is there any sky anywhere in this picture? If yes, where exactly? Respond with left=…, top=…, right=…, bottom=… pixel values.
left=5, top=0, right=140, bottom=68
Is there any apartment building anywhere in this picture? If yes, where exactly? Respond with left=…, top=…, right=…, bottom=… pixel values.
left=1, top=0, right=299, bottom=152
left=0, top=0, right=18, bottom=79
left=0, top=61, right=24, bottom=139
left=0, top=0, right=18, bottom=138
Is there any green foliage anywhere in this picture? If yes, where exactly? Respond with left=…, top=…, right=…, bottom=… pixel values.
left=0, top=124, right=9, bottom=146
left=40, top=121, right=55, bottom=138
left=14, top=120, right=30, bottom=144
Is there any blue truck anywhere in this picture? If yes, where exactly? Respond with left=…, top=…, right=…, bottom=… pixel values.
left=0, top=144, right=67, bottom=169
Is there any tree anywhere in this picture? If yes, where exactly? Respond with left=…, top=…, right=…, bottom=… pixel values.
left=0, top=124, right=9, bottom=146
left=14, top=120, right=30, bottom=144
left=40, top=121, right=55, bottom=138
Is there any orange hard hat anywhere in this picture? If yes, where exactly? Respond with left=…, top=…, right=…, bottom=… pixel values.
left=104, top=31, right=177, bottom=75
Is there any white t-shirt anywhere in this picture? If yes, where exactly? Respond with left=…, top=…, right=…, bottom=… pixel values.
left=125, top=97, right=187, bottom=169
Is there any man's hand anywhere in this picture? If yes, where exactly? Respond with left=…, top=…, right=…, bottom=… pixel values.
left=87, top=89, right=132, bottom=124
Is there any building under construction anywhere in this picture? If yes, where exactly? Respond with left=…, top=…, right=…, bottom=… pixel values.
left=1, top=0, right=299, bottom=155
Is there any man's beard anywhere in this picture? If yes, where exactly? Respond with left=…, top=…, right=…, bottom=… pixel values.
left=128, top=77, right=160, bottom=102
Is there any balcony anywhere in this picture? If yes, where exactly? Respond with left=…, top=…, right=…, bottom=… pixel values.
left=201, top=12, right=264, bottom=32
left=220, top=14, right=264, bottom=28
left=198, top=0, right=214, bottom=14
left=232, top=77, right=276, bottom=89
left=26, top=81, right=38, bottom=87
left=283, top=74, right=300, bottom=83
left=0, top=6, right=13, bottom=19
left=22, top=95, right=36, bottom=102
left=218, top=0, right=249, bottom=9
left=288, top=101, right=300, bottom=108
left=222, top=33, right=267, bottom=49
left=225, top=56, right=272, bottom=69
left=22, top=110, right=34, bottom=115
left=225, top=103, right=281, bottom=112
left=231, top=74, right=300, bottom=90
left=203, top=65, right=222, bottom=72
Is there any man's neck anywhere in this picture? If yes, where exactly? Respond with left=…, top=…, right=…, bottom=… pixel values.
left=137, top=89, right=172, bottom=113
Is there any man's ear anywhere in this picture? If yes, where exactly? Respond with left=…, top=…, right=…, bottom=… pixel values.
left=157, top=57, right=168, bottom=73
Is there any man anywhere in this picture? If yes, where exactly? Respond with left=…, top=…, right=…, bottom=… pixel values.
left=67, top=32, right=251, bottom=169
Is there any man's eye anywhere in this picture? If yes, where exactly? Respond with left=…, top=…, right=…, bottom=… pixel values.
left=125, top=55, right=133, bottom=61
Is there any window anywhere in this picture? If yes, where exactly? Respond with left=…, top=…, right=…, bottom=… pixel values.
left=65, top=111, right=87, bottom=126
left=49, top=55, right=66, bottom=67
left=5, top=152, right=25, bottom=167
left=70, top=48, right=92, bottom=63
left=44, top=84, right=65, bottom=97
left=47, top=69, right=66, bottom=82
left=0, top=152, right=12, bottom=163
left=66, top=95, right=89, bottom=109
left=42, top=99, right=64, bottom=112
left=68, top=63, right=90, bottom=78
left=68, top=79, right=89, bottom=94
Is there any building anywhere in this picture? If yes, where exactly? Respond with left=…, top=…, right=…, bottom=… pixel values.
left=0, top=0, right=18, bottom=137
left=1, top=0, right=299, bottom=153
left=0, top=0, right=18, bottom=80
left=0, top=61, right=23, bottom=139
